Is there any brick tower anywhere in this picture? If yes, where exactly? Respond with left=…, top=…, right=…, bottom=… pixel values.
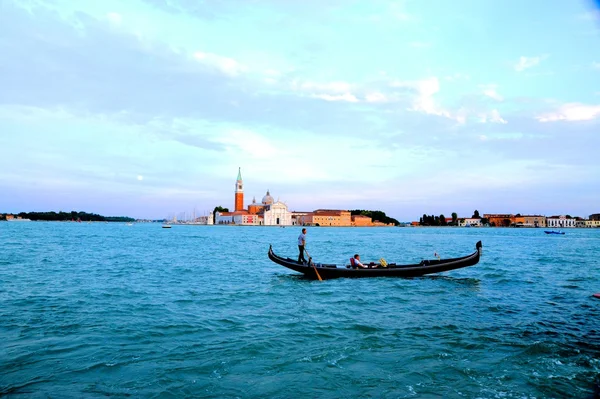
left=234, top=167, right=244, bottom=211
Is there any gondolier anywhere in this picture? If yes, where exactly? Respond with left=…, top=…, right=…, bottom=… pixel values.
left=297, top=228, right=307, bottom=264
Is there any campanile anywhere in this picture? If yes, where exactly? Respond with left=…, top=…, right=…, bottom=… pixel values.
left=234, top=167, right=244, bottom=211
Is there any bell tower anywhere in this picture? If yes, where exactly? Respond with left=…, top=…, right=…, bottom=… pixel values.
left=234, top=167, right=244, bottom=211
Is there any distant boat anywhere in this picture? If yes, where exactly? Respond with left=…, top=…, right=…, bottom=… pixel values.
left=7, top=218, right=31, bottom=222
left=162, top=225, right=172, bottom=229
left=126, top=223, right=134, bottom=226
left=544, top=230, right=565, bottom=235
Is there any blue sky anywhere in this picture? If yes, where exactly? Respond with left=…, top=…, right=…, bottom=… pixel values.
left=1, top=0, right=599, bottom=220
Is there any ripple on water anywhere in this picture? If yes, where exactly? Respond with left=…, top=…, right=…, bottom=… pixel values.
left=1, top=224, right=600, bottom=397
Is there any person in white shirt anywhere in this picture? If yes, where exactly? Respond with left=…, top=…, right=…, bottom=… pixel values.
left=351, top=254, right=369, bottom=268
left=297, top=228, right=307, bottom=264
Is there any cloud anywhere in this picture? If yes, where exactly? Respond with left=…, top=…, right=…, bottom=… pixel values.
left=312, top=93, right=359, bottom=102
left=480, top=84, right=503, bottom=101
left=480, top=109, right=507, bottom=124
left=364, top=92, right=388, bottom=103
left=106, top=12, right=123, bottom=25
left=536, top=103, right=600, bottom=122
left=514, top=56, right=543, bottom=72
left=444, top=73, right=470, bottom=82
left=193, top=51, right=247, bottom=76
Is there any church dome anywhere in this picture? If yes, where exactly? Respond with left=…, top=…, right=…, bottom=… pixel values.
left=261, top=190, right=274, bottom=205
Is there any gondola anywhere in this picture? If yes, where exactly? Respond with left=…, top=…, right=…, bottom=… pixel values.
left=268, top=241, right=482, bottom=280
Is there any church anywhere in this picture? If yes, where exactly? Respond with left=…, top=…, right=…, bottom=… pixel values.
left=214, top=168, right=292, bottom=226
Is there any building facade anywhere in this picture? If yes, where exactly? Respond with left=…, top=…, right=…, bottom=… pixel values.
left=352, top=215, right=373, bottom=226
left=263, top=202, right=292, bottom=226
left=522, top=215, right=546, bottom=228
left=546, top=215, right=576, bottom=228
left=484, top=214, right=514, bottom=227
left=459, top=217, right=482, bottom=227
left=312, top=210, right=352, bottom=226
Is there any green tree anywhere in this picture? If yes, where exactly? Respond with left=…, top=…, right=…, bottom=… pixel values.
left=213, top=206, right=229, bottom=221
left=451, top=212, right=458, bottom=225
left=439, top=214, right=447, bottom=226
left=472, top=210, right=480, bottom=218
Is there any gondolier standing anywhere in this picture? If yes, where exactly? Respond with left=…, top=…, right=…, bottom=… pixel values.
left=298, top=228, right=307, bottom=264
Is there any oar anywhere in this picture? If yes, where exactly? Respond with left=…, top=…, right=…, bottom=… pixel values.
left=305, top=248, right=322, bottom=281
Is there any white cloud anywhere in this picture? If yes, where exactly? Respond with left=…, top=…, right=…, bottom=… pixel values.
left=289, top=79, right=359, bottom=102
left=514, top=56, right=542, bottom=72
left=444, top=73, right=470, bottom=82
left=215, top=129, right=279, bottom=159
left=137, top=175, right=144, bottom=181
left=393, top=77, right=457, bottom=121
left=480, top=84, right=503, bottom=101
left=312, top=93, right=359, bottom=103
left=480, top=109, right=507, bottom=124
left=193, top=51, right=246, bottom=76
left=292, top=80, right=353, bottom=93
left=537, top=103, right=600, bottom=122
left=106, top=12, right=122, bottom=25
left=364, top=92, right=388, bottom=103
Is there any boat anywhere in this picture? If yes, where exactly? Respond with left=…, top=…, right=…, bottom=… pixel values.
left=6, top=218, right=31, bottom=222
left=544, top=230, right=565, bottom=235
left=268, top=241, right=482, bottom=280
left=162, top=225, right=172, bottom=229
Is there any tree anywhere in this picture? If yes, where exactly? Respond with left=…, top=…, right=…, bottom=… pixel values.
left=472, top=210, right=480, bottom=218
left=502, top=218, right=511, bottom=227
left=451, top=212, right=458, bottom=225
left=213, top=206, right=229, bottom=221
left=439, top=214, right=447, bottom=226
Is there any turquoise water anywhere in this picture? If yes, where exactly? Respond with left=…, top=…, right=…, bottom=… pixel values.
left=1, top=223, right=599, bottom=398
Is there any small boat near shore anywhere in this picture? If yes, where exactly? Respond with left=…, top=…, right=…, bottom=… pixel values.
left=544, top=230, right=565, bottom=235
left=162, top=225, right=172, bottom=229
left=268, top=241, right=482, bottom=280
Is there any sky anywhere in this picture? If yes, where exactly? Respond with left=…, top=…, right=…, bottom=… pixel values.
left=1, top=0, right=599, bottom=221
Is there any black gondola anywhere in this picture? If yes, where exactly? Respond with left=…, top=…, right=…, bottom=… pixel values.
left=268, top=241, right=482, bottom=280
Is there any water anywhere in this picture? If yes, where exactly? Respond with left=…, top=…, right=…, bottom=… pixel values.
left=1, top=223, right=599, bottom=398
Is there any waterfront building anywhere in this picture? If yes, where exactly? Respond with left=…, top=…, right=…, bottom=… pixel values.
left=352, top=214, right=373, bottom=226
left=522, top=215, right=546, bottom=228
left=584, top=220, right=600, bottom=228
left=459, top=217, right=482, bottom=227
left=291, top=212, right=312, bottom=226
left=312, top=209, right=352, bottom=227
left=195, top=213, right=214, bottom=225
left=590, top=213, right=600, bottom=221
left=484, top=214, right=514, bottom=227
left=263, top=201, right=292, bottom=226
left=546, top=215, right=576, bottom=228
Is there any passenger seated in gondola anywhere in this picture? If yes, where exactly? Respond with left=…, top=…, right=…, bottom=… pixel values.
left=350, top=254, right=372, bottom=269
